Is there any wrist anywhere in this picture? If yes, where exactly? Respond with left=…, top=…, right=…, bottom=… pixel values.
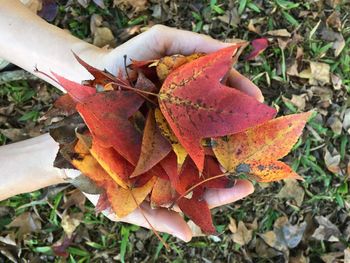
left=0, top=134, right=66, bottom=201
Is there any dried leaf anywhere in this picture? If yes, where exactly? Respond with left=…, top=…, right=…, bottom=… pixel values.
left=93, top=27, right=115, bottom=48
left=70, top=172, right=102, bottom=193
left=231, top=221, right=253, bottom=246
left=326, top=116, right=342, bottom=135
left=309, top=62, right=330, bottom=85
left=326, top=11, right=341, bottom=30
left=343, top=109, right=350, bottom=134
left=8, top=212, right=41, bottom=237
left=260, top=217, right=306, bottom=260
left=312, top=216, right=341, bottom=242
left=267, top=29, right=291, bottom=37
left=38, top=0, right=58, bottom=21
left=61, top=212, right=83, bottom=238
left=324, top=149, right=341, bottom=174
left=277, top=179, right=305, bottom=206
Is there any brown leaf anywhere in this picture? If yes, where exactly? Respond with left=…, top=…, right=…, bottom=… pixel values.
left=260, top=217, right=306, bottom=259
left=324, top=149, right=341, bottom=174
left=114, top=0, right=148, bottom=16
left=266, top=29, right=291, bottom=37
left=231, top=221, right=253, bottom=246
left=326, top=11, right=341, bottom=30
left=326, top=116, right=342, bottom=135
left=343, top=109, right=350, bottom=134
left=93, top=27, right=116, bottom=48
left=277, top=179, right=305, bottom=206
left=8, top=212, right=41, bottom=237
left=312, top=216, right=341, bottom=242
left=61, top=212, right=83, bottom=238
left=309, top=62, right=330, bottom=85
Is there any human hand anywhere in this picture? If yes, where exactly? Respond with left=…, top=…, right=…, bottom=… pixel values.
left=103, top=25, right=264, bottom=103
left=77, top=25, right=260, bottom=241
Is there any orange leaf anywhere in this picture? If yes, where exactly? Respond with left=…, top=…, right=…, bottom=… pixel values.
left=212, top=111, right=312, bottom=181
left=107, top=176, right=157, bottom=218
left=240, top=160, right=303, bottom=182
left=90, top=143, right=132, bottom=189
left=151, top=177, right=175, bottom=207
left=71, top=139, right=112, bottom=186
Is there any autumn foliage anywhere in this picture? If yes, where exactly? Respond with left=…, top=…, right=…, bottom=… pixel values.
left=47, top=44, right=312, bottom=234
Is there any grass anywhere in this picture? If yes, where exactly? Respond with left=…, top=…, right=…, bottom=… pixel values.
left=0, top=0, right=349, bottom=262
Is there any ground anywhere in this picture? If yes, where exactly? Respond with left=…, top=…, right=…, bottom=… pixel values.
left=0, top=0, right=349, bottom=262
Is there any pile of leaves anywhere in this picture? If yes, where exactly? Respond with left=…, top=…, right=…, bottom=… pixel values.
left=45, top=44, right=311, bottom=235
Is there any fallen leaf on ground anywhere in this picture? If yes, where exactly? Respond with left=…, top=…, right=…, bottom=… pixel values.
left=277, top=179, right=305, bottom=206
left=8, top=212, right=42, bottom=238
left=245, top=38, right=269, bottom=60
left=93, top=27, right=116, bottom=48
left=312, top=216, right=341, bottom=242
left=326, top=116, right=342, bottom=135
left=61, top=212, right=83, bottom=238
left=260, top=216, right=306, bottom=260
left=231, top=221, right=253, bottom=246
left=267, top=29, right=291, bottom=37
left=309, top=62, right=330, bottom=85
left=324, top=149, right=341, bottom=174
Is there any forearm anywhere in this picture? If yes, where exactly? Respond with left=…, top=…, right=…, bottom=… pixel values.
left=0, top=134, right=67, bottom=201
left=0, top=0, right=108, bottom=90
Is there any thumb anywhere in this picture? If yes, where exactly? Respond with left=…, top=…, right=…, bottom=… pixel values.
left=204, top=179, right=254, bottom=209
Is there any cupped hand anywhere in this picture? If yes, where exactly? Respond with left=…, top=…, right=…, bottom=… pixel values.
left=78, top=25, right=260, bottom=241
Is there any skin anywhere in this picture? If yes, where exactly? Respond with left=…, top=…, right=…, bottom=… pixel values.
left=0, top=0, right=261, bottom=242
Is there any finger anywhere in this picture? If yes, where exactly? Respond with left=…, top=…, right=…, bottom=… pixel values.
left=114, top=25, right=233, bottom=61
left=228, top=69, right=264, bottom=102
left=84, top=193, right=193, bottom=242
left=148, top=25, right=233, bottom=56
left=204, top=179, right=254, bottom=209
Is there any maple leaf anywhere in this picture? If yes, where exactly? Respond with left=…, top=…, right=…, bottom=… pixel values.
left=245, top=38, right=269, bottom=60
left=76, top=73, right=155, bottom=165
left=107, top=176, right=157, bottom=218
left=73, top=52, right=128, bottom=87
left=155, top=108, right=188, bottom=172
left=177, top=193, right=216, bottom=234
left=151, top=177, right=175, bottom=207
left=212, top=112, right=313, bottom=182
left=51, top=72, right=96, bottom=102
left=158, top=45, right=277, bottom=171
left=132, top=109, right=172, bottom=177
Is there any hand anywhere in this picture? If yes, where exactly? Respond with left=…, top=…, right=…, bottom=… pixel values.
left=103, top=25, right=264, bottom=103
left=79, top=25, right=259, bottom=241
left=0, top=13, right=258, bottom=241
